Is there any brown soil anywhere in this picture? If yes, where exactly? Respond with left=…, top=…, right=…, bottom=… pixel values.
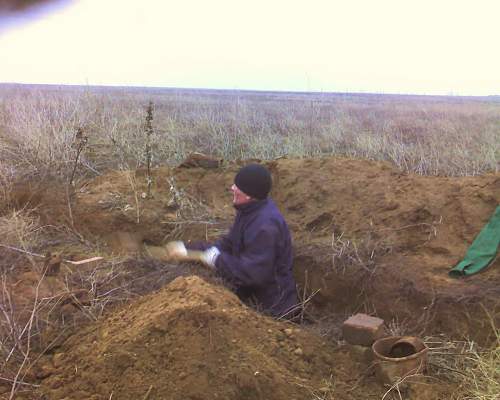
left=2, top=156, right=499, bottom=399
left=36, top=276, right=453, bottom=400
left=38, top=276, right=343, bottom=399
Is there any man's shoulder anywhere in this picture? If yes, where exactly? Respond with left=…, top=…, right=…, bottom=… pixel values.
left=251, top=200, right=288, bottom=231
left=257, top=199, right=284, bottom=218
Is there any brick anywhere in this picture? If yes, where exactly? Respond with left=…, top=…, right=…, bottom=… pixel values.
left=342, top=313, right=385, bottom=346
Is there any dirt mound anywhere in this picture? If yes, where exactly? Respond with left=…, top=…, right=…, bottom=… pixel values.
left=37, top=276, right=455, bottom=400
left=39, top=276, right=338, bottom=400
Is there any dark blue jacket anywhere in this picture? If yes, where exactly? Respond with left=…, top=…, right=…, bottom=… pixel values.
left=193, top=199, right=298, bottom=318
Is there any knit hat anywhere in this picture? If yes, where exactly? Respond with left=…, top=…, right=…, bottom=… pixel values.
left=234, top=164, right=272, bottom=200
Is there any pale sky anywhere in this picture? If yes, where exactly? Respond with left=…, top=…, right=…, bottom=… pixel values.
left=1, top=0, right=499, bottom=95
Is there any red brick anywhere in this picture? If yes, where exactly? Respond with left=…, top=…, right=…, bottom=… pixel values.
left=342, top=313, right=385, bottom=346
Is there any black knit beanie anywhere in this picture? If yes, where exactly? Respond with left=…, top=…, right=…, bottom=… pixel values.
left=234, top=164, right=272, bottom=200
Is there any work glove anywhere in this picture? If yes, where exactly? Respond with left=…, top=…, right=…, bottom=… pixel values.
left=198, top=246, right=220, bottom=269
left=165, top=241, right=188, bottom=260
left=164, top=241, right=220, bottom=269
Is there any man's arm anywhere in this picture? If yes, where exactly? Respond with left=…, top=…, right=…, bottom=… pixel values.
left=215, top=227, right=276, bottom=288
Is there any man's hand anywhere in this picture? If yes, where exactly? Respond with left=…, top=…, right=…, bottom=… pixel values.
left=165, top=241, right=188, bottom=260
left=166, top=242, right=220, bottom=268
left=154, top=241, right=220, bottom=269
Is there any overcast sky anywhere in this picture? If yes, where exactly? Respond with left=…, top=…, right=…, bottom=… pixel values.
left=1, top=0, right=499, bottom=95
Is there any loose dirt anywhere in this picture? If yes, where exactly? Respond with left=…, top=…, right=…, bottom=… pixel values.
left=37, top=275, right=455, bottom=400
left=39, top=276, right=340, bottom=399
left=3, top=156, right=499, bottom=399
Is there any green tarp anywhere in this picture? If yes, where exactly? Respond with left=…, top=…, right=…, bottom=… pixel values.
left=449, top=205, right=500, bottom=277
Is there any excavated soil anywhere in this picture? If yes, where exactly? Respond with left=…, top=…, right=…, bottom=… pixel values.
left=33, top=275, right=456, bottom=400
left=3, top=156, right=499, bottom=399
left=37, top=276, right=354, bottom=399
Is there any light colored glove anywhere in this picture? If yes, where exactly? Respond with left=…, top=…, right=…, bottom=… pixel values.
left=165, top=241, right=188, bottom=259
left=162, top=241, right=219, bottom=269
left=198, top=246, right=220, bottom=269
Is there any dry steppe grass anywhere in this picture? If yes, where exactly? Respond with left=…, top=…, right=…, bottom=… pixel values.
left=1, top=84, right=498, bottom=181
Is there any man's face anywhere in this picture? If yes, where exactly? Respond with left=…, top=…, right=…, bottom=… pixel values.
left=231, top=184, right=253, bottom=206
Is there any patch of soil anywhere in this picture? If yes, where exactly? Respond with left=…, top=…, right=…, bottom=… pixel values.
left=37, top=276, right=452, bottom=400
left=270, top=158, right=500, bottom=342
left=39, top=276, right=333, bottom=399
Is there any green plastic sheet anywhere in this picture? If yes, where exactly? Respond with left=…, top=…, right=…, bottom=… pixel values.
left=449, top=205, right=500, bottom=277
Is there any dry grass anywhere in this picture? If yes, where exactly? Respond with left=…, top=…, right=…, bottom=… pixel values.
left=425, top=314, right=499, bottom=400
left=0, top=209, right=43, bottom=262
left=459, top=311, right=499, bottom=400
left=0, top=210, right=43, bottom=398
left=0, top=161, right=15, bottom=211
left=330, top=231, right=389, bottom=275
left=461, top=339, right=499, bottom=399
left=468, top=349, right=499, bottom=399
left=426, top=335, right=499, bottom=400
left=0, top=209, right=53, bottom=397
left=1, top=84, right=499, bottom=182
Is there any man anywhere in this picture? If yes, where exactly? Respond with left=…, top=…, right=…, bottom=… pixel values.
left=168, top=163, right=299, bottom=319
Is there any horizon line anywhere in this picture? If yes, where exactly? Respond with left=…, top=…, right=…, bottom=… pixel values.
left=1, top=81, right=499, bottom=99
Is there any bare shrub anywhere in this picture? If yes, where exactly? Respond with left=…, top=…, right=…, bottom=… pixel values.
left=330, top=230, right=392, bottom=277
left=0, top=160, right=15, bottom=211
left=144, top=102, right=154, bottom=197
left=0, top=269, right=48, bottom=399
left=0, top=209, right=45, bottom=397
left=162, top=177, right=222, bottom=242
left=0, top=210, right=42, bottom=253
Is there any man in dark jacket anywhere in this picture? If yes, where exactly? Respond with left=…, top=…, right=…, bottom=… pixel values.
left=169, top=164, right=298, bottom=319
